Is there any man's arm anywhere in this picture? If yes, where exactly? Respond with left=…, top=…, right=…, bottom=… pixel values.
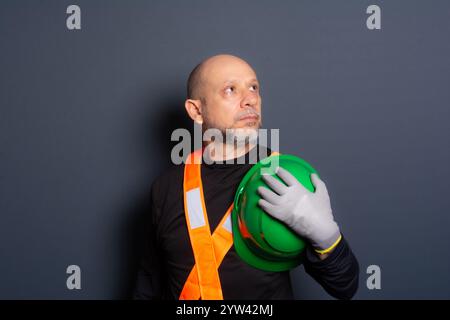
left=257, top=168, right=359, bottom=299
left=133, top=231, right=165, bottom=299
left=133, top=185, right=165, bottom=300
left=303, top=235, right=359, bottom=300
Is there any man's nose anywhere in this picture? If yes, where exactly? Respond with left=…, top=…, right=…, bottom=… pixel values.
left=241, top=91, right=258, bottom=108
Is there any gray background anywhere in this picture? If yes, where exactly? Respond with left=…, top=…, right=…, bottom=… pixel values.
left=1, top=0, right=449, bottom=299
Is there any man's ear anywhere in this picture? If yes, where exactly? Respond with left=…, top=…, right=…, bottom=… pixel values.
left=184, top=99, right=203, bottom=124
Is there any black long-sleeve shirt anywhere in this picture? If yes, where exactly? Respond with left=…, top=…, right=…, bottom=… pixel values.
left=133, top=146, right=359, bottom=300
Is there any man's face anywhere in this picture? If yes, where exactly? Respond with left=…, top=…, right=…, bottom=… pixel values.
left=200, top=58, right=262, bottom=139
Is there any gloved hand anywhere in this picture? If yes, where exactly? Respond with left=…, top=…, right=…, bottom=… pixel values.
left=257, top=167, right=341, bottom=253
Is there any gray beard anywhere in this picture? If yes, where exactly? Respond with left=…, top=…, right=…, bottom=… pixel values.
left=224, top=128, right=259, bottom=146
left=202, top=124, right=260, bottom=146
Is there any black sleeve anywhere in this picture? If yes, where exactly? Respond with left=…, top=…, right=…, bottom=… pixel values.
left=302, top=235, right=359, bottom=300
left=133, top=183, right=166, bottom=300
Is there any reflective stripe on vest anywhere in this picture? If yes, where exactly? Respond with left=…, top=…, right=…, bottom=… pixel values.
left=179, top=148, right=279, bottom=300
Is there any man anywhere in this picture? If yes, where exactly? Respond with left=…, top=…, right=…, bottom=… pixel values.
left=134, top=54, right=359, bottom=300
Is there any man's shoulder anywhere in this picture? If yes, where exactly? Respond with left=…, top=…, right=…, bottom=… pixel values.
left=152, top=164, right=184, bottom=192
left=150, top=164, right=184, bottom=206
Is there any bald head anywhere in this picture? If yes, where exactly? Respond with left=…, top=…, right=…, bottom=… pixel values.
left=184, top=54, right=262, bottom=135
left=186, top=54, right=256, bottom=101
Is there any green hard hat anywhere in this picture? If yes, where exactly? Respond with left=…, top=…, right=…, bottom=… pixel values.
left=231, top=154, right=319, bottom=272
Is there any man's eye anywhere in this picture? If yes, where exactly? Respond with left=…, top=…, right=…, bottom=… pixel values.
left=225, top=87, right=234, bottom=94
left=250, top=85, right=258, bottom=91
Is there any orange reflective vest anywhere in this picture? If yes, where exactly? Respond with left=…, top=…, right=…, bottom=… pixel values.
left=179, top=148, right=278, bottom=300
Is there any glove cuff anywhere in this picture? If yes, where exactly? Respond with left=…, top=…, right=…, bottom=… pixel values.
left=313, top=228, right=342, bottom=254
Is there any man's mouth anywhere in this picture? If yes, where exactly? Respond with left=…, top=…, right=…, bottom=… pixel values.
left=239, top=115, right=259, bottom=121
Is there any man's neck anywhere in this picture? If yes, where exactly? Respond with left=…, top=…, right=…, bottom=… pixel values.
left=203, top=141, right=257, bottom=162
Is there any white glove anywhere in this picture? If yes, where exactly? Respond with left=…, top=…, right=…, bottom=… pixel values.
left=257, top=167, right=341, bottom=253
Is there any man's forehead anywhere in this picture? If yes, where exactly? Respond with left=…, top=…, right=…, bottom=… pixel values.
left=203, top=65, right=258, bottom=85
left=222, top=77, right=259, bottom=84
left=197, top=55, right=258, bottom=89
